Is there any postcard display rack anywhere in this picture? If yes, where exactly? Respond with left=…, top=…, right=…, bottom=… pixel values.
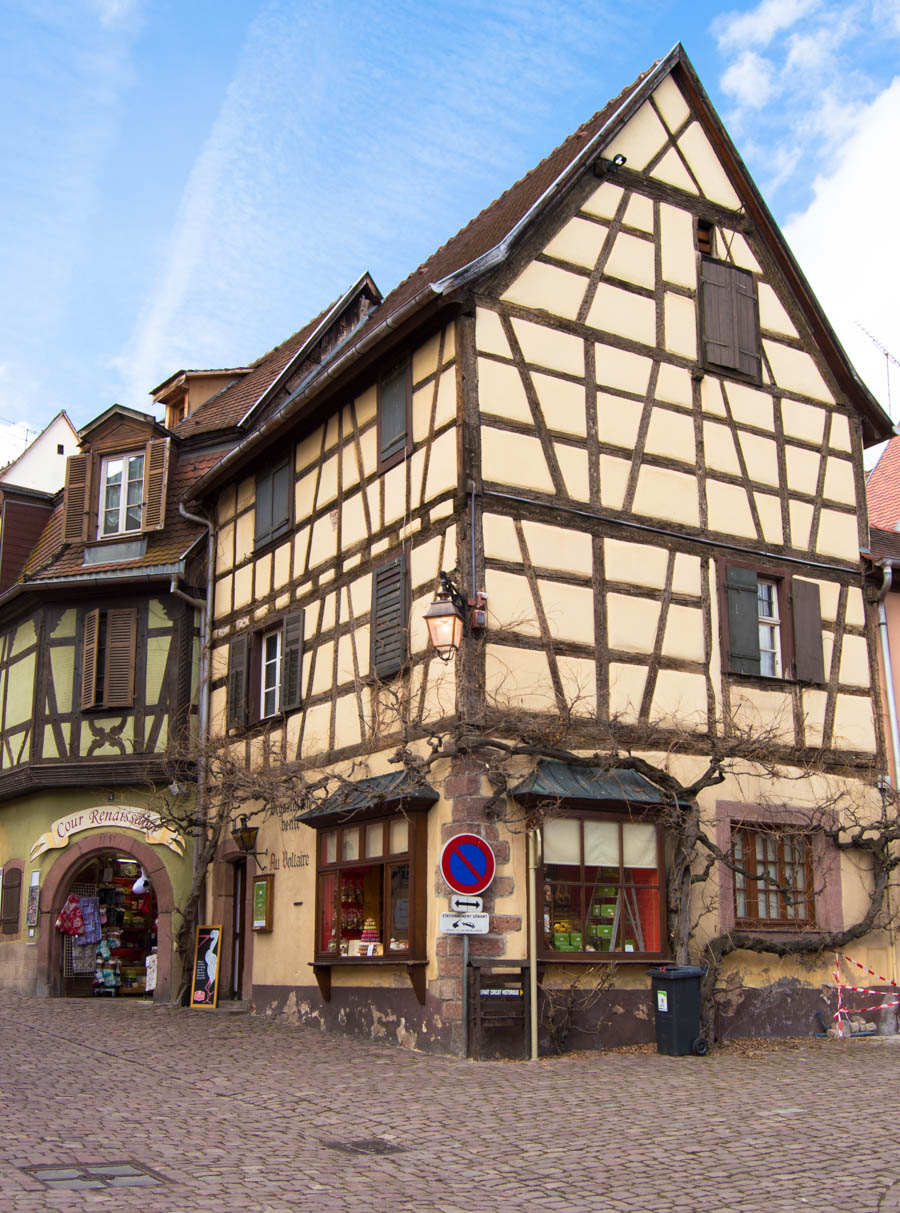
left=92, top=858, right=158, bottom=996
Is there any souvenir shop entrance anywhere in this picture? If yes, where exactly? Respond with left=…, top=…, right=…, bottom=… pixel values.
left=53, top=853, right=159, bottom=999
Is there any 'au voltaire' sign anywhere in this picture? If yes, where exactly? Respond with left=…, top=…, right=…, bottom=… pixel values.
left=30, top=807, right=184, bottom=861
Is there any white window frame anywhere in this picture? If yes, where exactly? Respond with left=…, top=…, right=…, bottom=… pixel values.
left=99, top=451, right=145, bottom=538
left=757, top=579, right=782, bottom=678
left=260, top=628, right=282, bottom=718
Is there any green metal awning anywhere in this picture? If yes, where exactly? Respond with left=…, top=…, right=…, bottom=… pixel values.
left=297, top=770, right=439, bottom=828
left=510, top=759, right=690, bottom=807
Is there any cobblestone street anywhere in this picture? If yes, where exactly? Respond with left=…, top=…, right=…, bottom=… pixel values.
left=2, top=990, right=899, bottom=1212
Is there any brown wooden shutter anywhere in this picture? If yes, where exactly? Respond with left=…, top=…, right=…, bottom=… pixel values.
left=0, top=868, right=22, bottom=934
left=103, top=609, right=137, bottom=707
left=734, top=270, right=761, bottom=380
left=700, top=260, right=761, bottom=382
left=371, top=554, right=408, bottom=678
left=792, top=579, right=825, bottom=683
left=142, top=437, right=170, bottom=532
left=228, top=635, right=250, bottom=728
left=63, top=454, right=91, bottom=544
left=281, top=611, right=304, bottom=711
left=725, top=565, right=761, bottom=674
left=81, top=608, right=100, bottom=709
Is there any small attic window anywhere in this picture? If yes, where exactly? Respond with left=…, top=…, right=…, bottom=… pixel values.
left=697, top=221, right=715, bottom=256
left=57, top=444, right=64, bottom=455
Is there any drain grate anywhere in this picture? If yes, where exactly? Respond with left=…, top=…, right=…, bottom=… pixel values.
left=22, top=1161, right=165, bottom=1191
left=324, top=1138, right=403, bottom=1156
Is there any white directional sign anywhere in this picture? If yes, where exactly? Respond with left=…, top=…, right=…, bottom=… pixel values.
left=449, top=895, right=483, bottom=913
left=439, top=912, right=490, bottom=935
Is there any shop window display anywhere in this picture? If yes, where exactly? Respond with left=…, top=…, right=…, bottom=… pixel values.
left=54, top=855, right=157, bottom=996
left=540, top=816, right=665, bottom=959
left=316, top=815, right=417, bottom=958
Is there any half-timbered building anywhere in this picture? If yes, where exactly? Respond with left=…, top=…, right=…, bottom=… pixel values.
left=180, top=45, right=894, bottom=1052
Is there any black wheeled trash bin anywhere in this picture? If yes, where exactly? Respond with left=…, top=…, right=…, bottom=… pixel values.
left=647, top=965, right=708, bottom=1056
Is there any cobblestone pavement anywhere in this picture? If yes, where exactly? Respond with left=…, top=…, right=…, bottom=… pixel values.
left=2, top=991, right=900, bottom=1213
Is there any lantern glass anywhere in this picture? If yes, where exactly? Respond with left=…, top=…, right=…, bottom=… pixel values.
left=424, top=595, right=464, bottom=658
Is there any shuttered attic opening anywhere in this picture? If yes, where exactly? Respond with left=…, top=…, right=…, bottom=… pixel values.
left=699, top=259, right=761, bottom=381
left=371, top=555, right=408, bottom=678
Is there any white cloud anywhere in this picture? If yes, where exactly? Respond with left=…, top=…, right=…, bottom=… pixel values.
left=784, top=78, right=900, bottom=426
left=715, top=0, right=822, bottom=51
left=721, top=50, right=778, bottom=108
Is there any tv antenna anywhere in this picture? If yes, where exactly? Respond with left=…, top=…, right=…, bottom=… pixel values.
left=856, top=323, right=900, bottom=417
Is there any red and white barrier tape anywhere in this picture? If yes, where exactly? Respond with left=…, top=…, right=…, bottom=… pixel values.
left=833, top=953, right=900, bottom=1029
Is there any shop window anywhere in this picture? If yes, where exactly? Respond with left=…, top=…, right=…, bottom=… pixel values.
left=255, top=456, right=292, bottom=548
left=722, top=564, right=824, bottom=683
left=227, top=611, right=304, bottom=729
left=315, top=814, right=424, bottom=959
left=81, top=607, right=137, bottom=710
left=371, top=553, right=408, bottom=679
left=63, top=439, right=169, bottom=545
left=699, top=257, right=760, bottom=381
left=0, top=865, right=22, bottom=935
left=732, top=825, right=814, bottom=926
left=540, top=815, right=665, bottom=959
left=377, top=357, right=411, bottom=470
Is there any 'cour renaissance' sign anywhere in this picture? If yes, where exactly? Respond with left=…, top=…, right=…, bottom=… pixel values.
left=30, top=807, right=184, bottom=861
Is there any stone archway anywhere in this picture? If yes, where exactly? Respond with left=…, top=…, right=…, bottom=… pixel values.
left=37, top=832, right=176, bottom=1001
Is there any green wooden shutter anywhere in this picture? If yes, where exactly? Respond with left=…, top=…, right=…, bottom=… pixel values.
left=103, top=608, right=137, bottom=707
left=379, top=361, right=409, bottom=464
left=792, top=579, right=825, bottom=683
left=228, top=635, right=250, bottom=728
left=255, top=470, right=273, bottom=545
left=725, top=565, right=761, bottom=674
left=81, top=608, right=100, bottom=709
left=371, top=555, right=407, bottom=678
left=281, top=611, right=304, bottom=711
left=270, top=459, right=291, bottom=540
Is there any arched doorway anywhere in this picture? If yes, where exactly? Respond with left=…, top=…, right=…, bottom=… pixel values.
left=38, top=834, right=175, bottom=1002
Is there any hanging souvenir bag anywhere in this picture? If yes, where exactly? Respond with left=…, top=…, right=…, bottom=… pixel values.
left=54, top=894, right=85, bottom=935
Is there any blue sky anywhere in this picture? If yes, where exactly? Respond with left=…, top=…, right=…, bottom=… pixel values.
left=2, top=0, right=900, bottom=465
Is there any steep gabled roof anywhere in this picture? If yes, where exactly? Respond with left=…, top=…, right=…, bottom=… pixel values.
left=188, top=43, right=890, bottom=502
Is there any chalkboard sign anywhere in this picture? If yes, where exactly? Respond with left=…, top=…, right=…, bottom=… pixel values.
left=252, top=874, right=274, bottom=932
left=190, top=924, right=222, bottom=1009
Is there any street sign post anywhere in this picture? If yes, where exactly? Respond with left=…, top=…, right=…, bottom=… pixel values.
left=439, top=912, right=490, bottom=935
left=440, top=834, right=496, bottom=896
left=449, top=894, right=483, bottom=913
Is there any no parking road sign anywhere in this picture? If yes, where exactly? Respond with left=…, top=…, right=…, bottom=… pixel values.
left=440, top=833, right=496, bottom=896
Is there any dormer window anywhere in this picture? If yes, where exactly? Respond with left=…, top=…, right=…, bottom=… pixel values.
left=100, top=452, right=145, bottom=537
left=63, top=437, right=170, bottom=546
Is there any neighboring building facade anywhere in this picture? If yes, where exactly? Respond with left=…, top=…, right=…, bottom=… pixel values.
left=0, top=405, right=222, bottom=1001
left=181, top=46, right=892, bottom=1053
